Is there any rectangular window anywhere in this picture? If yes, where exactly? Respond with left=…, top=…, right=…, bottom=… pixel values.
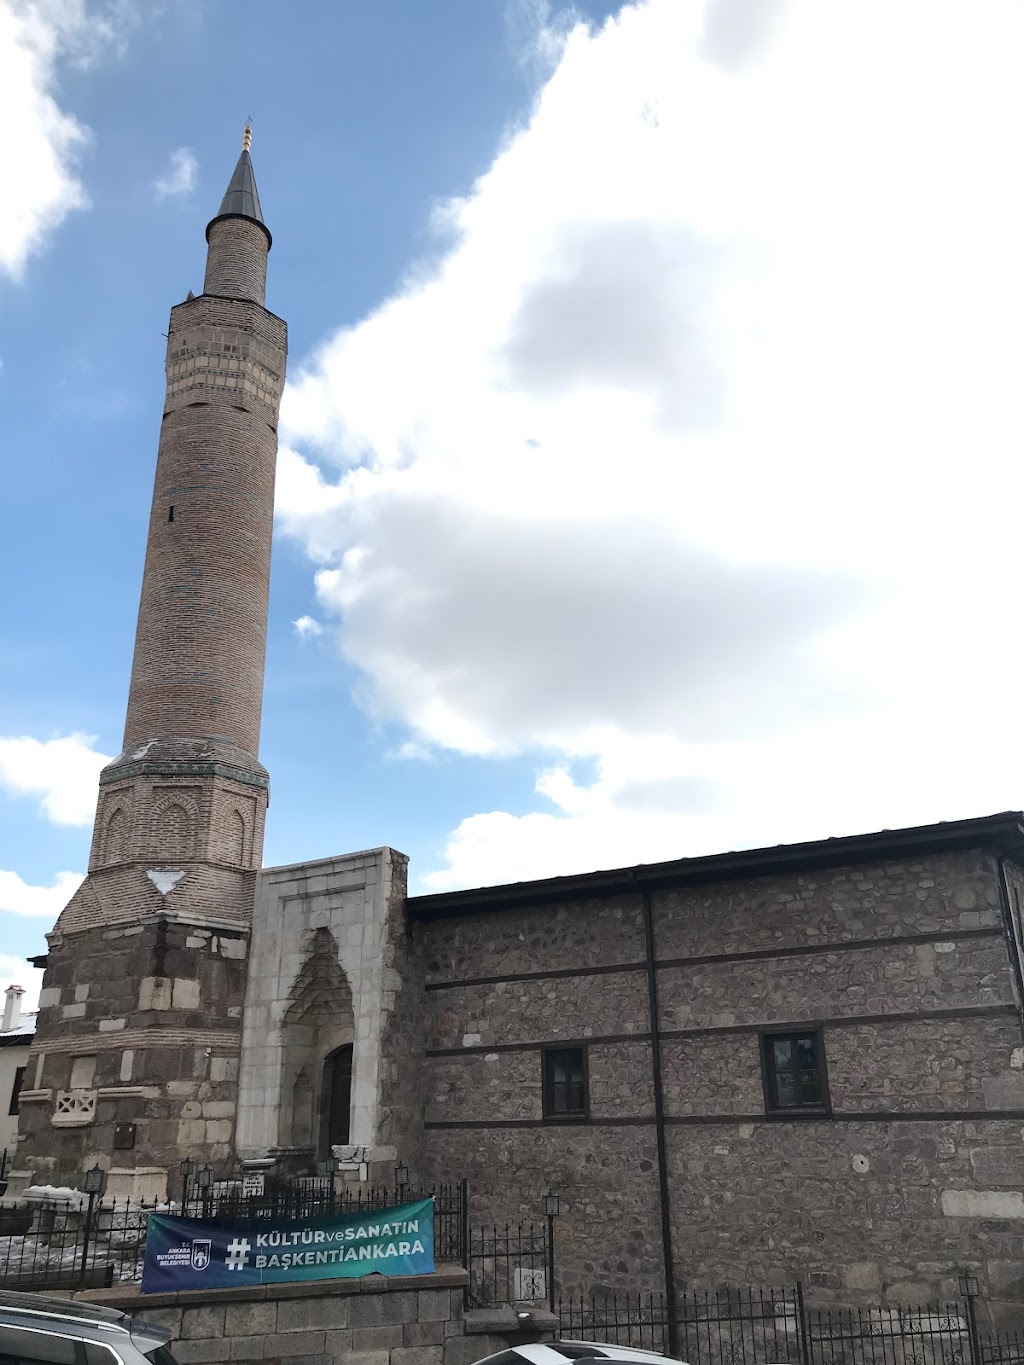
left=9, top=1066, right=25, bottom=1116
left=542, top=1046, right=588, bottom=1120
left=761, top=1030, right=829, bottom=1114
left=0, top=1324, right=79, bottom=1364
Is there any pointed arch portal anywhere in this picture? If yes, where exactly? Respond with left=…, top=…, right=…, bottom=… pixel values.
left=279, top=927, right=355, bottom=1157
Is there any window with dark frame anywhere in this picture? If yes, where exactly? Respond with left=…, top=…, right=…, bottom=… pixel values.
left=8, top=1066, right=25, bottom=1117
left=542, top=1046, right=588, bottom=1120
left=0, top=1322, right=78, bottom=1364
left=761, top=1030, right=828, bottom=1113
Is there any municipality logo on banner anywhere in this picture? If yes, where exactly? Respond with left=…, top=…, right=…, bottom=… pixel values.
left=141, top=1198, right=434, bottom=1292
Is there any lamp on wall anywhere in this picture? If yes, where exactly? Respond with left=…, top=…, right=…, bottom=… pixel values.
left=541, top=1189, right=560, bottom=1313
left=82, top=1165, right=107, bottom=1197
left=79, top=1166, right=107, bottom=1282
left=958, top=1273, right=979, bottom=1299
left=179, top=1156, right=196, bottom=1208
left=315, top=1157, right=338, bottom=1179
left=394, top=1164, right=409, bottom=1198
left=196, top=1163, right=213, bottom=1218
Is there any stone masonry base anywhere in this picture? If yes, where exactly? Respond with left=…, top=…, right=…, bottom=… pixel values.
left=67, top=1266, right=528, bottom=1365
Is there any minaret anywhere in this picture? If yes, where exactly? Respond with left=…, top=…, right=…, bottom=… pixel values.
left=13, top=130, right=288, bottom=1199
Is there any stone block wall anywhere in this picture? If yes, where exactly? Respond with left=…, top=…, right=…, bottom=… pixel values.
left=664, top=1118, right=1024, bottom=1307
left=410, top=846, right=1024, bottom=1307
left=14, top=916, right=247, bottom=1196
left=416, top=892, right=659, bottom=1296
left=73, top=1266, right=469, bottom=1365
left=237, top=847, right=416, bottom=1172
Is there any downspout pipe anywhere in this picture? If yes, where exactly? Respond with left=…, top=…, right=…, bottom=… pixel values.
left=637, top=876, right=679, bottom=1356
left=996, top=856, right=1024, bottom=1046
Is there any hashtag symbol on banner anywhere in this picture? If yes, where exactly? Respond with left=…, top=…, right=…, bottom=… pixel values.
left=225, top=1238, right=251, bottom=1271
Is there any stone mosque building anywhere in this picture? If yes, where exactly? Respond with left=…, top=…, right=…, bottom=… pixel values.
left=11, top=137, right=1024, bottom=1315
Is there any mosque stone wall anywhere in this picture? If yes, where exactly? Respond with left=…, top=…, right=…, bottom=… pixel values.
left=410, top=845, right=1024, bottom=1312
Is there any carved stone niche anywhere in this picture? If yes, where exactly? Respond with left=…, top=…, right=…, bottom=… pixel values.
left=52, top=1090, right=98, bottom=1128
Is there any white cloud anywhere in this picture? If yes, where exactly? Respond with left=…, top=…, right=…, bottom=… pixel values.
left=0, top=953, right=46, bottom=1014
left=0, top=732, right=109, bottom=825
left=0, top=868, right=82, bottom=918
left=153, top=146, right=197, bottom=199
left=505, top=0, right=578, bottom=76
left=292, top=614, right=323, bottom=639
left=0, top=0, right=135, bottom=277
left=278, top=0, right=1024, bottom=888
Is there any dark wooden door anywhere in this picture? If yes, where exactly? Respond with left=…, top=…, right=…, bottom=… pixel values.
left=325, top=1045, right=353, bottom=1149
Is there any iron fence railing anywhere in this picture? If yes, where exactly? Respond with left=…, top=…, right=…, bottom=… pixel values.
left=0, top=1199, right=151, bottom=1289
left=558, top=1287, right=1024, bottom=1365
left=560, top=1290, right=673, bottom=1352
left=979, top=1329, right=1024, bottom=1365
left=559, top=1285, right=801, bottom=1359
left=809, top=1298, right=973, bottom=1365
left=177, top=1177, right=465, bottom=1261
left=0, top=1179, right=466, bottom=1291
left=465, top=1220, right=550, bottom=1309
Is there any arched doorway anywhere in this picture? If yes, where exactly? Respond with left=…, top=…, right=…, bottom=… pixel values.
left=320, top=1044, right=353, bottom=1154
left=278, top=927, right=355, bottom=1157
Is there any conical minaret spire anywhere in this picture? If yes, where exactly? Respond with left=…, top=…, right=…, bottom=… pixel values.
left=203, top=124, right=272, bottom=303
left=13, top=133, right=288, bottom=1197
left=207, top=123, right=270, bottom=246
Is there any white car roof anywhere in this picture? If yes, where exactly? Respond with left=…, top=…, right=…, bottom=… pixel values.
left=498, top=1344, right=684, bottom=1365
left=560, top=1345, right=684, bottom=1365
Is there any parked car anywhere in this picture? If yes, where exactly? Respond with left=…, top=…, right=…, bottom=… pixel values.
left=471, top=1344, right=688, bottom=1365
left=0, top=1289, right=178, bottom=1365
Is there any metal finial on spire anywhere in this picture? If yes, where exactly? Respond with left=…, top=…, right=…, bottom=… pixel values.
left=206, top=121, right=270, bottom=247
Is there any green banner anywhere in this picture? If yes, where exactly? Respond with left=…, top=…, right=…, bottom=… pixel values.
left=141, top=1197, right=435, bottom=1292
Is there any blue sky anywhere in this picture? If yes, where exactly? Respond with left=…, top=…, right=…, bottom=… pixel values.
left=4, top=0, right=1024, bottom=1002
left=0, top=0, right=623, bottom=987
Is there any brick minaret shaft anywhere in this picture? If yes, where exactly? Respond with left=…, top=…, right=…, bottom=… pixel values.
left=15, top=131, right=288, bottom=1198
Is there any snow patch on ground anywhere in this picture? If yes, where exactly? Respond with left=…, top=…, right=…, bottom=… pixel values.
left=0, top=1236, right=83, bottom=1275
left=22, top=1185, right=88, bottom=1207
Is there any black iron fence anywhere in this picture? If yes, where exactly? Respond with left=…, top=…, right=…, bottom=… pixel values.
left=0, top=1180, right=467, bottom=1292
left=560, top=1290, right=671, bottom=1351
left=177, top=1176, right=466, bottom=1262
left=980, top=1331, right=1024, bottom=1365
left=560, top=1286, right=798, bottom=1359
left=0, top=1199, right=151, bottom=1289
left=558, top=1286, right=1024, bottom=1365
left=465, top=1220, right=551, bottom=1309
